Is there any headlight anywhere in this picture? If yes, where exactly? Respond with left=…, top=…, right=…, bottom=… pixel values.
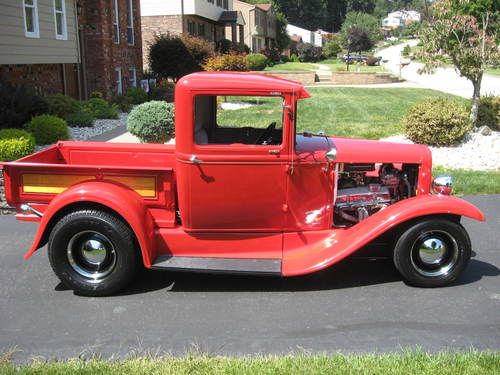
left=432, top=175, right=453, bottom=195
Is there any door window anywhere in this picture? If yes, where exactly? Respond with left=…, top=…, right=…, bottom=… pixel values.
left=194, top=95, right=284, bottom=146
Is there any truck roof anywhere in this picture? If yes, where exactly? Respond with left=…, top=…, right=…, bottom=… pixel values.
left=177, top=72, right=311, bottom=98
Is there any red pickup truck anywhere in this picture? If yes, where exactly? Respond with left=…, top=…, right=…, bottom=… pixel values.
left=2, top=72, right=485, bottom=296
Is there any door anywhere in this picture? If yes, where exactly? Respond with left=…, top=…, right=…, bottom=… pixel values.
left=177, top=94, right=290, bottom=232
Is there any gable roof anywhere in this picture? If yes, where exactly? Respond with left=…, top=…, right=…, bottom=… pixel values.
left=255, top=3, right=272, bottom=11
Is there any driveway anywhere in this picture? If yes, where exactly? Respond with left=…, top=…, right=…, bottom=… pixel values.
left=0, top=195, right=499, bottom=362
left=376, top=40, right=500, bottom=98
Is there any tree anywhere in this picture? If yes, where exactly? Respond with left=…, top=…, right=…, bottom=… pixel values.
left=342, top=27, right=374, bottom=70
left=347, top=0, right=376, bottom=13
left=273, top=0, right=327, bottom=30
left=419, top=0, right=499, bottom=125
left=341, top=12, right=383, bottom=44
left=325, top=0, right=347, bottom=32
left=275, top=11, right=291, bottom=51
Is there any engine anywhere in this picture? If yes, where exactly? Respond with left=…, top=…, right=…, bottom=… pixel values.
left=334, top=163, right=418, bottom=227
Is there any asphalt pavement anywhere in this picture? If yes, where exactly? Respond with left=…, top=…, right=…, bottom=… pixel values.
left=0, top=195, right=499, bottom=362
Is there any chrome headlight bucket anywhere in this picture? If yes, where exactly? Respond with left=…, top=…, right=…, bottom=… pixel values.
left=432, top=175, right=453, bottom=195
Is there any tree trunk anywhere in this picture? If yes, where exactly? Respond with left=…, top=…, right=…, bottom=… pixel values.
left=470, top=74, right=482, bottom=127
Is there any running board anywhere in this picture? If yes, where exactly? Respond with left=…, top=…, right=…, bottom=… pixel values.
left=151, top=256, right=282, bottom=275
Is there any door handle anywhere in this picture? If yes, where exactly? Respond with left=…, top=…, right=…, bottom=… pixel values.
left=268, top=149, right=280, bottom=155
left=190, top=155, right=202, bottom=164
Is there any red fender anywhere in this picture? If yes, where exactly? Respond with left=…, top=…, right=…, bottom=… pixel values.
left=23, top=180, right=155, bottom=267
left=282, top=194, right=485, bottom=276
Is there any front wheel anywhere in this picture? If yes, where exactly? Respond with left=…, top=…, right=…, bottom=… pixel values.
left=48, top=209, right=140, bottom=296
left=393, top=218, right=471, bottom=287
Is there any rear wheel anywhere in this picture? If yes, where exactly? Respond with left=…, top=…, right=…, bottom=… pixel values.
left=393, top=218, right=471, bottom=287
left=48, top=209, right=139, bottom=296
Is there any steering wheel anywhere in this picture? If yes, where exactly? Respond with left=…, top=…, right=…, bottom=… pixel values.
left=256, top=122, right=276, bottom=145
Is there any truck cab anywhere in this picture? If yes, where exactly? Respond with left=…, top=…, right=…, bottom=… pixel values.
left=2, top=72, right=485, bottom=296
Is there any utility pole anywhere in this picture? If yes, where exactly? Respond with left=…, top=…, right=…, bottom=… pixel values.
left=181, top=0, right=185, bottom=34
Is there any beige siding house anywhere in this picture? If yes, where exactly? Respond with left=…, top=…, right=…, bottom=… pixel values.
left=0, top=0, right=81, bottom=97
left=232, top=0, right=276, bottom=52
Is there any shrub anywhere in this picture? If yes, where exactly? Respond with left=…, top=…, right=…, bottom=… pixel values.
left=261, top=47, right=281, bottom=63
left=127, top=101, right=175, bottom=143
left=47, top=93, right=81, bottom=119
left=83, top=98, right=119, bottom=119
left=403, top=98, right=472, bottom=146
left=296, top=43, right=323, bottom=62
left=149, top=33, right=214, bottom=82
left=90, top=91, right=104, bottom=99
left=111, top=95, right=133, bottom=112
left=0, top=129, right=35, bottom=161
left=323, top=37, right=342, bottom=58
left=202, top=53, right=249, bottom=71
left=25, top=115, right=69, bottom=145
left=289, top=54, right=299, bottom=62
left=66, top=110, right=95, bottom=128
left=126, top=87, right=149, bottom=105
left=402, top=44, right=412, bottom=57
left=477, top=95, right=499, bottom=130
left=246, top=53, right=268, bottom=71
left=365, top=56, right=379, bottom=66
left=0, top=80, right=49, bottom=129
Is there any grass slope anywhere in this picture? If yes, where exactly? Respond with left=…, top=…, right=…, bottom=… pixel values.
left=1, top=351, right=499, bottom=375
left=433, top=167, right=500, bottom=195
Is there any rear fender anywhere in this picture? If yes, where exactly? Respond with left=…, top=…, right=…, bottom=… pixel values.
left=24, top=180, right=155, bottom=267
left=282, top=194, right=485, bottom=276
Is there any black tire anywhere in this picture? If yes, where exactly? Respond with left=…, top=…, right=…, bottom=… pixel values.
left=48, top=209, right=140, bottom=296
left=393, top=218, right=471, bottom=287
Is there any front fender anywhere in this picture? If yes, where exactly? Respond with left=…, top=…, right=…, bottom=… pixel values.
left=282, top=194, right=485, bottom=276
left=24, top=180, right=155, bottom=267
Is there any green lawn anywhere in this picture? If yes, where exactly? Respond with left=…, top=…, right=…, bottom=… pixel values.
left=1, top=351, right=499, bottom=374
left=485, top=68, right=500, bottom=76
left=219, top=87, right=466, bottom=139
left=433, top=167, right=500, bottom=195
left=264, top=62, right=317, bottom=71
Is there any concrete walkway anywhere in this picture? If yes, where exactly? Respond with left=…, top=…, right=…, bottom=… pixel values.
left=376, top=40, right=500, bottom=98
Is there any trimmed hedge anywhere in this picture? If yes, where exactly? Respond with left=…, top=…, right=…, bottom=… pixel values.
left=477, top=95, right=499, bottom=130
left=203, top=53, right=249, bottom=71
left=127, top=101, right=175, bottom=143
left=403, top=98, right=472, bottom=146
left=246, top=53, right=268, bottom=71
left=25, top=115, right=69, bottom=145
left=0, top=128, right=35, bottom=161
left=47, top=93, right=81, bottom=119
left=66, top=110, right=95, bottom=128
left=83, top=98, right=119, bottom=119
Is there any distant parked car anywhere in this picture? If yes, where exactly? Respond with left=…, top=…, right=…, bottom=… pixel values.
left=387, top=36, right=399, bottom=41
left=342, top=53, right=368, bottom=63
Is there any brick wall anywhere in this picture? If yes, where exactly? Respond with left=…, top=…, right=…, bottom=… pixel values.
left=258, top=71, right=317, bottom=85
left=0, top=64, right=64, bottom=96
left=79, top=0, right=143, bottom=98
left=331, top=72, right=401, bottom=85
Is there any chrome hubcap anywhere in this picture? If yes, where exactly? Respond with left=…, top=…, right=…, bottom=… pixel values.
left=410, top=230, right=459, bottom=277
left=67, top=231, right=116, bottom=283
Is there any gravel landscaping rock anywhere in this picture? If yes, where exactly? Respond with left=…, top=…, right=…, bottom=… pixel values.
left=381, top=130, right=500, bottom=171
left=70, top=112, right=128, bottom=141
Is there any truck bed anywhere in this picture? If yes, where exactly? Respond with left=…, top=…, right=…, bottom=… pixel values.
left=2, top=141, right=177, bottom=227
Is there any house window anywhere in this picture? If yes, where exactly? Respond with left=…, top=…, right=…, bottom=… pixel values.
left=23, top=0, right=39, bottom=38
left=223, top=0, right=228, bottom=9
left=187, top=20, right=195, bottom=34
left=129, top=67, right=137, bottom=88
left=112, top=0, right=119, bottom=44
left=53, top=0, right=67, bottom=40
left=198, top=23, right=205, bottom=37
left=115, top=67, right=122, bottom=95
left=126, top=0, right=134, bottom=45
left=216, top=0, right=222, bottom=7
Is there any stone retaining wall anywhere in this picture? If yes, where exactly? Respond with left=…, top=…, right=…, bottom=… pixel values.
left=0, top=168, right=14, bottom=215
left=330, top=72, right=401, bottom=85
left=255, top=71, right=317, bottom=85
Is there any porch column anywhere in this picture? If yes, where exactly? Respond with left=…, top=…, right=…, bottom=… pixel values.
left=239, top=24, right=244, bottom=46
left=231, top=23, right=237, bottom=42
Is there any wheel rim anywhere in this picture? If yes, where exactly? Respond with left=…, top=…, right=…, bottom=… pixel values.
left=410, top=230, right=460, bottom=277
left=67, top=231, right=117, bottom=284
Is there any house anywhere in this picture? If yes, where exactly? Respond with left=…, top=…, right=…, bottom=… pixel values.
left=232, top=1, right=276, bottom=52
left=382, top=10, right=421, bottom=29
left=141, top=0, right=245, bottom=69
left=79, top=0, right=143, bottom=98
left=0, top=0, right=81, bottom=98
left=0, top=0, right=143, bottom=99
left=286, top=24, right=322, bottom=47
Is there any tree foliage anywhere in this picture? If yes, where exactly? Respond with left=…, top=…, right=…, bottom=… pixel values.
left=419, top=0, right=499, bottom=125
left=342, top=27, right=374, bottom=53
left=340, top=11, right=383, bottom=43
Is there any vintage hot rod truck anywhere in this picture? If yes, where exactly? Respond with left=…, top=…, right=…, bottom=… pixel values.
left=2, top=72, right=485, bottom=296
